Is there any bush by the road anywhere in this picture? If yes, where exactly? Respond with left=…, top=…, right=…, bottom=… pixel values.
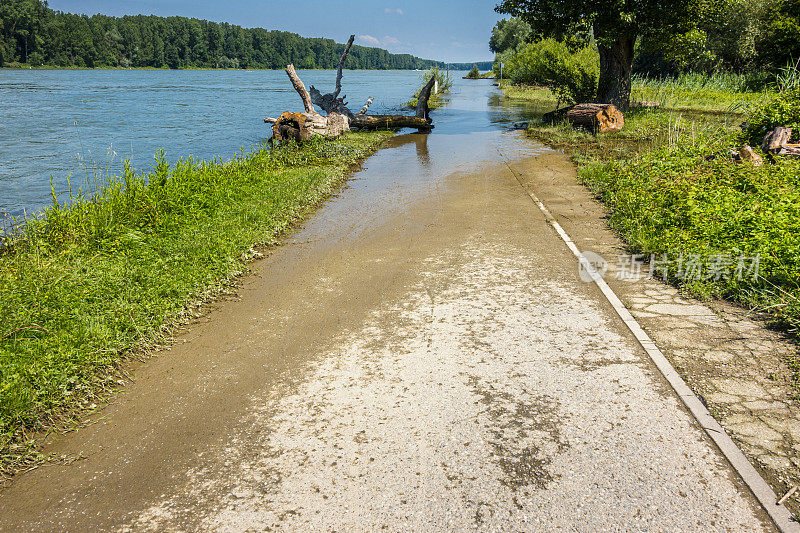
left=504, top=39, right=598, bottom=106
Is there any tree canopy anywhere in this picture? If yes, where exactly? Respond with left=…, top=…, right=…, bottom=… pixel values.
left=489, top=18, right=532, bottom=54
left=495, top=0, right=695, bottom=107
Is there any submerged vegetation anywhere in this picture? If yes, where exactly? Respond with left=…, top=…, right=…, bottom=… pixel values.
left=406, top=66, right=453, bottom=110
left=0, top=131, right=392, bottom=474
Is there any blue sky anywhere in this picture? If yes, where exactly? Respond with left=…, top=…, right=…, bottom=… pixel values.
left=48, top=1, right=504, bottom=63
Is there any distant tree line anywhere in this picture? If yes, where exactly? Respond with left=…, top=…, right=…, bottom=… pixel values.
left=448, top=61, right=494, bottom=71
left=0, top=0, right=441, bottom=69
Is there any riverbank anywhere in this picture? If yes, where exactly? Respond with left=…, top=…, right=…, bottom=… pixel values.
left=503, top=81, right=800, bottom=514
left=503, top=83, right=800, bottom=345
left=0, top=78, right=777, bottom=530
left=0, top=131, right=393, bottom=477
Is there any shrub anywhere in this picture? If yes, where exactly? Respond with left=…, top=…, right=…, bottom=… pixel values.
left=580, top=137, right=800, bottom=331
left=466, top=65, right=480, bottom=79
left=504, top=39, right=599, bottom=106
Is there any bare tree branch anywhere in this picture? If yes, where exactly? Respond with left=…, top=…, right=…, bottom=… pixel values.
left=285, top=64, right=315, bottom=114
left=334, top=35, right=355, bottom=98
left=358, top=97, right=374, bottom=115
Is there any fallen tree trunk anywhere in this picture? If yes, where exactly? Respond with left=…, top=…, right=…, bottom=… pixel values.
left=348, top=76, right=436, bottom=132
left=268, top=34, right=436, bottom=141
left=566, top=103, right=624, bottom=132
left=349, top=114, right=433, bottom=130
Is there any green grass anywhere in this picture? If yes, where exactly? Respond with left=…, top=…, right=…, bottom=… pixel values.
left=583, top=140, right=800, bottom=332
left=0, top=131, right=392, bottom=474
left=502, top=74, right=773, bottom=114
left=502, top=77, right=800, bottom=340
left=631, top=73, right=772, bottom=113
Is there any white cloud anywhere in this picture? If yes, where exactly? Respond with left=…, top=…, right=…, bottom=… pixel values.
left=358, top=34, right=403, bottom=48
left=358, top=35, right=381, bottom=46
left=384, top=8, right=404, bottom=15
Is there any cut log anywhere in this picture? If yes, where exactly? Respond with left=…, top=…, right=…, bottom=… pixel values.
left=762, top=127, right=793, bottom=153
left=566, top=103, right=624, bottom=132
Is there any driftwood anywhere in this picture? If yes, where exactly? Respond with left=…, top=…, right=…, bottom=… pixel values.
left=267, top=35, right=436, bottom=142
left=760, top=127, right=800, bottom=158
left=309, top=35, right=361, bottom=117
left=358, top=97, right=374, bottom=115
left=269, top=65, right=350, bottom=142
left=777, top=144, right=800, bottom=158
left=566, top=103, right=624, bottom=132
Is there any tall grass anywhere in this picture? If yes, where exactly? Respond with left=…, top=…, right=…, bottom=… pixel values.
left=0, top=131, right=392, bottom=475
left=632, top=72, right=772, bottom=112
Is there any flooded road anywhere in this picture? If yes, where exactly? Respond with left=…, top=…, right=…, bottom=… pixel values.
left=0, top=80, right=772, bottom=531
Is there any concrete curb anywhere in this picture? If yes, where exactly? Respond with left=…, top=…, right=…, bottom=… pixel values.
left=502, top=156, right=800, bottom=533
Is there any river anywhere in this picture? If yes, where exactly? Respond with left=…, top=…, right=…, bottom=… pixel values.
left=0, top=69, right=542, bottom=222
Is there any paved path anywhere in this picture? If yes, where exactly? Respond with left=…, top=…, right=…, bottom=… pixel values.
left=0, top=81, right=772, bottom=531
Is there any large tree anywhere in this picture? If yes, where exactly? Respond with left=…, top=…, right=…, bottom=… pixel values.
left=495, top=0, right=695, bottom=108
left=489, top=17, right=532, bottom=54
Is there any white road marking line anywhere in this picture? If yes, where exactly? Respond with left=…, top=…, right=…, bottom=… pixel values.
left=501, top=154, right=800, bottom=533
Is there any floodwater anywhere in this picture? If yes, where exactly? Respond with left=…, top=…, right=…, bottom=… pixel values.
left=0, top=69, right=495, bottom=221
left=0, top=72, right=770, bottom=531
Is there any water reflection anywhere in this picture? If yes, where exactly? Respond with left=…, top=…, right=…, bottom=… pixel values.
left=386, top=133, right=430, bottom=167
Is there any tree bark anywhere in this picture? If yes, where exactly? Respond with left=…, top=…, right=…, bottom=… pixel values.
left=309, top=35, right=358, bottom=117
left=762, top=127, right=793, bottom=153
left=415, top=75, right=437, bottom=122
left=596, top=32, right=636, bottom=111
left=566, top=103, right=624, bottom=132
left=349, top=114, right=432, bottom=131
left=286, top=64, right=315, bottom=114
left=270, top=66, right=350, bottom=142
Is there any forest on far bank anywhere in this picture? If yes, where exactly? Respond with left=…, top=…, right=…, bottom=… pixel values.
left=0, top=0, right=443, bottom=70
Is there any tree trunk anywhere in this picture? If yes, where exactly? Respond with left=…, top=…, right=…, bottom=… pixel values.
left=566, top=103, right=624, bottom=133
left=349, top=114, right=432, bottom=131
left=596, top=32, right=636, bottom=111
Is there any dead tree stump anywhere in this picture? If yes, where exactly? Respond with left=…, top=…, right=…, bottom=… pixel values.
left=566, top=104, right=624, bottom=133
left=267, top=34, right=437, bottom=142
left=762, top=127, right=793, bottom=153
